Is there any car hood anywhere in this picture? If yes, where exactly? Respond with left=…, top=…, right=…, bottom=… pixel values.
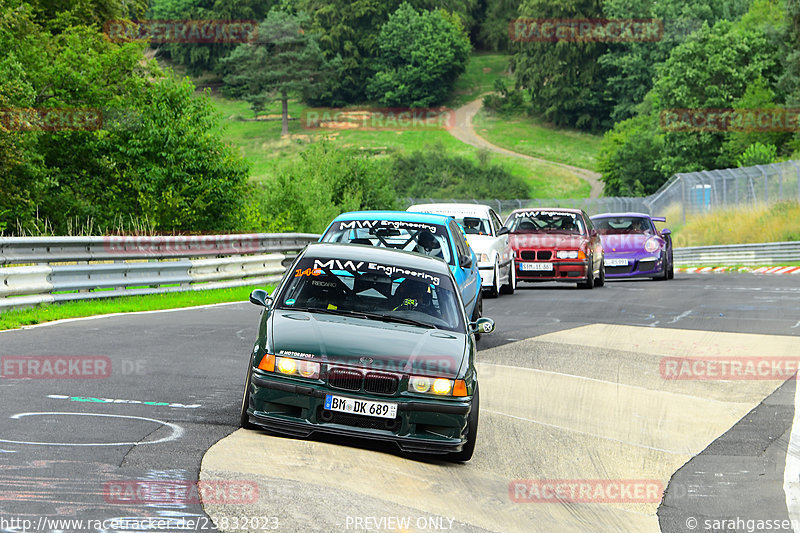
left=510, top=232, right=586, bottom=249
left=464, top=234, right=495, bottom=254
left=269, top=310, right=466, bottom=378
left=600, top=233, right=662, bottom=254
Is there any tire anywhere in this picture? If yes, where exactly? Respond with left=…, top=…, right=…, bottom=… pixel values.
left=239, top=363, right=257, bottom=429
left=595, top=261, right=605, bottom=287
left=500, top=260, right=516, bottom=295
left=667, top=251, right=674, bottom=279
left=448, top=384, right=479, bottom=462
left=471, top=292, right=483, bottom=341
left=486, top=261, right=500, bottom=298
left=577, top=257, right=594, bottom=289
left=654, top=251, right=669, bottom=281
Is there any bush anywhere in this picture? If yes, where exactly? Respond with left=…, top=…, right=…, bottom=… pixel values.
left=483, top=78, right=526, bottom=115
left=391, top=146, right=529, bottom=199
left=260, top=142, right=398, bottom=233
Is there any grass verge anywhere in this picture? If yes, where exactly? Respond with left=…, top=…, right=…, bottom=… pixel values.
left=664, top=201, right=800, bottom=247
left=0, top=285, right=274, bottom=331
left=472, top=109, right=603, bottom=172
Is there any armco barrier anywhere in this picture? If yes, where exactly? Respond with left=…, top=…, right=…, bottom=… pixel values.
left=0, top=234, right=319, bottom=310
left=673, top=241, right=800, bottom=266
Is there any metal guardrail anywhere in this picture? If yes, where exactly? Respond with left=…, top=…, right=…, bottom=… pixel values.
left=0, top=234, right=319, bottom=310
left=673, top=241, right=800, bottom=266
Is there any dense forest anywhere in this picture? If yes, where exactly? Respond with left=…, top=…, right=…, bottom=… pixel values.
left=1, top=0, right=796, bottom=234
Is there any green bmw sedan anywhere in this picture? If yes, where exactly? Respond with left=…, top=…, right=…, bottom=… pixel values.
left=239, top=242, right=494, bottom=461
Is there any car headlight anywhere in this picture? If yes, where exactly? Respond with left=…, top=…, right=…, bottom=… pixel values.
left=478, top=253, right=490, bottom=263
left=644, top=237, right=661, bottom=253
left=556, top=250, right=579, bottom=259
left=408, top=376, right=468, bottom=397
left=259, top=354, right=320, bottom=379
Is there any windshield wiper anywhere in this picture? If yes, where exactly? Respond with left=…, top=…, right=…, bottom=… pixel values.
left=357, top=311, right=439, bottom=329
left=279, top=306, right=438, bottom=329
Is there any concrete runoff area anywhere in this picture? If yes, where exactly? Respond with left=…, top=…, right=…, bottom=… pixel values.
left=202, top=324, right=797, bottom=532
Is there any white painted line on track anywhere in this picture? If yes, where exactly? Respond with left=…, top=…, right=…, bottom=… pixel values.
left=784, top=377, right=800, bottom=532
left=0, top=412, right=184, bottom=446
left=0, top=300, right=248, bottom=333
left=669, top=310, right=693, bottom=324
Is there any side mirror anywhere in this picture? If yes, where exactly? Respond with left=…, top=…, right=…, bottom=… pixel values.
left=460, top=254, right=473, bottom=269
left=470, top=317, right=495, bottom=335
left=661, top=228, right=672, bottom=236
left=249, top=289, right=272, bottom=307
left=590, top=229, right=598, bottom=237
left=497, top=227, right=510, bottom=236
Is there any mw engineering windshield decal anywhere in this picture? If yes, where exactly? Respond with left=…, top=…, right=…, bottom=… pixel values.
left=515, top=210, right=578, bottom=218
left=312, top=258, right=442, bottom=286
left=336, top=219, right=442, bottom=234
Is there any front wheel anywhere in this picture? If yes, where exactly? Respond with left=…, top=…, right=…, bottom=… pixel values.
left=447, top=384, right=479, bottom=462
left=472, top=292, right=483, bottom=341
left=486, top=261, right=500, bottom=298
left=239, top=363, right=257, bottom=429
left=500, top=260, right=516, bottom=295
left=577, top=257, right=594, bottom=289
left=595, top=261, right=605, bottom=287
left=667, top=251, right=674, bottom=279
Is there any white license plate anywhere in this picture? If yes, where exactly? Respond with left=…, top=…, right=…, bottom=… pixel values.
left=604, top=258, right=629, bottom=267
left=520, top=262, right=553, bottom=271
left=324, top=394, right=397, bottom=419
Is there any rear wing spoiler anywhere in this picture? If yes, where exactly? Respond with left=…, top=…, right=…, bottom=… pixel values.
left=651, top=217, right=666, bottom=222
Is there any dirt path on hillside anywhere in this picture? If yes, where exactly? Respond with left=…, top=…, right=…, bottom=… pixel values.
left=448, top=97, right=604, bottom=199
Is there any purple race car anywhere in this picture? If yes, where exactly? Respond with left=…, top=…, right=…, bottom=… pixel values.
left=590, top=213, right=674, bottom=280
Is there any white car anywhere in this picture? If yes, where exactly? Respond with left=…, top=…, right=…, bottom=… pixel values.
left=407, top=203, right=515, bottom=297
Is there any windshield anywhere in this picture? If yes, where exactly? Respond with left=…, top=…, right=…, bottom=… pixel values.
left=321, top=219, right=453, bottom=265
left=275, top=256, right=465, bottom=332
left=506, top=211, right=585, bottom=234
left=456, top=216, right=492, bottom=236
left=593, top=217, right=654, bottom=235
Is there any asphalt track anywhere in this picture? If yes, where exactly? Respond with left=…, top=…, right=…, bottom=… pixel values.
left=1, top=273, right=799, bottom=533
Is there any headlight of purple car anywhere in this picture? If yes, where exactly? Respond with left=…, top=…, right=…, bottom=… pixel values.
left=644, top=237, right=661, bottom=253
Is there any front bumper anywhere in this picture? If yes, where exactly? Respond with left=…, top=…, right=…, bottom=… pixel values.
left=604, top=255, right=664, bottom=279
left=478, top=263, right=494, bottom=288
left=246, top=372, right=473, bottom=454
left=515, top=260, right=588, bottom=282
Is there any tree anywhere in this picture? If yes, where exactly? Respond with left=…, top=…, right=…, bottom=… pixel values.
left=146, top=0, right=274, bottom=74
left=476, top=0, right=521, bottom=51
left=597, top=113, right=666, bottom=196
left=220, top=10, right=333, bottom=136
left=368, top=3, right=471, bottom=107
left=0, top=0, right=255, bottom=234
left=510, top=0, right=612, bottom=132
left=599, top=0, right=751, bottom=123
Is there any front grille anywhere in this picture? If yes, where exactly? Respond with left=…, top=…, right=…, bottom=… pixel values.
left=537, top=251, right=552, bottom=260
left=328, top=368, right=362, bottom=391
left=520, top=250, right=537, bottom=260
left=318, top=407, right=401, bottom=431
left=363, top=372, right=398, bottom=395
left=607, top=265, right=632, bottom=275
